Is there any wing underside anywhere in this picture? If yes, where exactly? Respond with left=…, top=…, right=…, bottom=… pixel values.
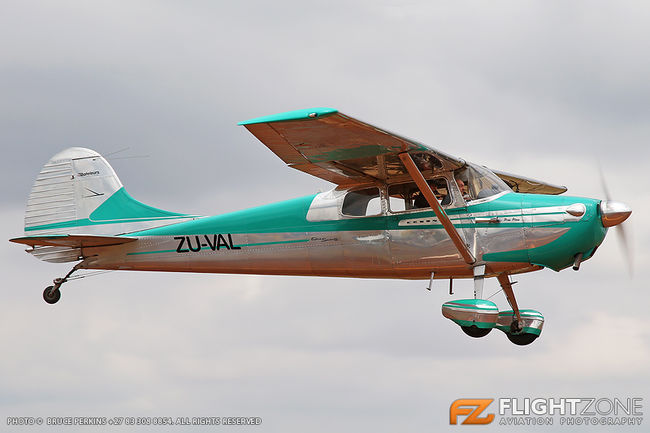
left=240, top=108, right=464, bottom=187
left=239, top=108, right=566, bottom=194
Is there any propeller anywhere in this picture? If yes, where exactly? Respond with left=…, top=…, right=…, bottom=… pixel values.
left=598, top=166, right=633, bottom=276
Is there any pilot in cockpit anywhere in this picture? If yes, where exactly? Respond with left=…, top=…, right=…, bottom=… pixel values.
left=413, top=191, right=429, bottom=208
left=412, top=179, right=447, bottom=208
left=455, top=177, right=470, bottom=201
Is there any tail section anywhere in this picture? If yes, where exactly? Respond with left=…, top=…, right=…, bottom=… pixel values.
left=26, top=147, right=120, bottom=235
left=21, top=147, right=195, bottom=262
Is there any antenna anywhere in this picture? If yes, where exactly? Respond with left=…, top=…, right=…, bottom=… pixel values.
left=104, top=147, right=150, bottom=161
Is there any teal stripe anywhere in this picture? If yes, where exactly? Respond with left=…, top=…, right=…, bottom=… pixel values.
left=240, top=239, right=309, bottom=247
left=444, top=304, right=498, bottom=311
left=238, top=108, right=338, bottom=125
left=25, top=187, right=193, bottom=232
left=26, top=218, right=90, bottom=232
left=496, top=326, right=542, bottom=336
left=129, top=194, right=581, bottom=237
left=126, top=238, right=310, bottom=256
left=127, top=249, right=176, bottom=256
left=25, top=216, right=190, bottom=232
left=450, top=319, right=496, bottom=329
left=26, top=217, right=565, bottom=234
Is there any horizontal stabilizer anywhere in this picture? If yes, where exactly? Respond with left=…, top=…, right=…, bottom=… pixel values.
left=10, top=234, right=136, bottom=248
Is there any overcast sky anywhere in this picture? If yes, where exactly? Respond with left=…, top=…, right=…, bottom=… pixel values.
left=1, top=1, right=649, bottom=432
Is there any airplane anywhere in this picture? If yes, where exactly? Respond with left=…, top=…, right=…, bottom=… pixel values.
left=9, top=107, right=632, bottom=345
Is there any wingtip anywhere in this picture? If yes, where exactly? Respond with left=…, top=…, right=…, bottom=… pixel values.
left=238, top=107, right=338, bottom=126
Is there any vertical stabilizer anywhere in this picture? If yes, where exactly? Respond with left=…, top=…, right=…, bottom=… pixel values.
left=23, top=147, right=194, bottom=262
left=26, top=148, right=122, bottom=235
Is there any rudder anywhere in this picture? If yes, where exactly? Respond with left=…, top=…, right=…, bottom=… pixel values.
left=22, top=147, right=194, bottom=262
left=25, top=148, right=122, bottom=235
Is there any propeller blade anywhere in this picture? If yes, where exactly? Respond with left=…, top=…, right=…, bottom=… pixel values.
left=598, top=162, right=632, bottom=276
left=616, top=224, right=634, bottom=276
left=598, top=164, right=611, bottom=201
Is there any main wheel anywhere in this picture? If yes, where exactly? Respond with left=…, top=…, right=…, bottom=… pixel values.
left=43, top=286, right=61, bottom=304
left=510, top=319, right=522, bottom=334
left=506, top=332, right=538, bottom=346
left=461, top=325, right=492, bottom=338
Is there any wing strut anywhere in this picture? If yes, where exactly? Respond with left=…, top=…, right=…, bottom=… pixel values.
left=398, top=152, right=476, bottom=265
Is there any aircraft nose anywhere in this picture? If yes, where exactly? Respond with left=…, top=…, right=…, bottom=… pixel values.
left=599, top=200, right=632, bottom=227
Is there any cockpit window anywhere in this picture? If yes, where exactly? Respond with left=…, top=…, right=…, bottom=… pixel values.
left=453, top=163, right=510, bottom=201
left=341, top=187, right=381, bottom=217
left=388, top=178, right=450, bottom=212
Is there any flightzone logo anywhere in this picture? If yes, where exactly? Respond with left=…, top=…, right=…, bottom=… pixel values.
left=450, top=397, right=643, bottom=426
left=450, top=399, right=495, bottom=425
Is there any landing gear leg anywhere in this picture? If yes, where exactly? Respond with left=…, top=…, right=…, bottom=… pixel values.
left=497, top=273, right=522, bottom=331
left=43, top=262, right=83, bottom=305
left=473, top=265, right=486, bottom=299
left=496, top=273, right=543, bottom=346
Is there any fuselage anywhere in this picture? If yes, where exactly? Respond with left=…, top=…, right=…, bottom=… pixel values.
left=82, top=189, right=607, bottom=280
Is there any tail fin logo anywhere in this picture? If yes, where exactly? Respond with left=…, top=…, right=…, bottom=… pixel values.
left=78, top=170, right=100, bottom=177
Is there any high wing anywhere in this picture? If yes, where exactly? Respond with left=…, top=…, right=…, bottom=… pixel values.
left=239, top=108, right=464, bottom=188
left=239, top=107, right=566, bottom=194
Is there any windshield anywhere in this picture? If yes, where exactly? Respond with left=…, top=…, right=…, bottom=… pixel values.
left=454, top=163, right=510, bottom=201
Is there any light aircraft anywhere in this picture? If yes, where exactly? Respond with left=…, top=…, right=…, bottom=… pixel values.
left=10, top=108, right=632, bottom=345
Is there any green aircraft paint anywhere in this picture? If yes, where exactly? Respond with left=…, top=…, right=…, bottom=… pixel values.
left=238, top=107, right=338, bottom=125
left=24, top=187, right=192, bottom=232
left=24, top=182, right=606, bottom=274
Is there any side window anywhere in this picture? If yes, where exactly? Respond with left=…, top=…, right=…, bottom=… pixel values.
left=388, top=195, right=406, bottom=212
left=388, top=178, right=450, bottom=212
left=341, top=187, right=381, bottom=217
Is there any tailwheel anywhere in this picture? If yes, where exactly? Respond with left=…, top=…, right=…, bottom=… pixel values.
left=506, top=332, right=539, bottom=346
left=43, top=286, right=61, bottom=304
left=41, top=262, right=84, bottom=305
left=461, top=325, right=492, bottom=338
